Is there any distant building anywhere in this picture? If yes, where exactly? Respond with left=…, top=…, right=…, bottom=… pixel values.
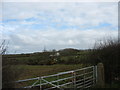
left=56, top=52, right=60, bottom=56
left=50, top=52, right=60, bottom=57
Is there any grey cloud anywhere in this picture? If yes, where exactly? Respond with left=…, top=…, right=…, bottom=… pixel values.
left=4, top=28, right=117, bottom=54
left=1, top=2, right=118, bottom=54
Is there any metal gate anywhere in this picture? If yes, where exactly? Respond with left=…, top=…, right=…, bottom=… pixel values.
left=15, top=65, right=97, bottom=89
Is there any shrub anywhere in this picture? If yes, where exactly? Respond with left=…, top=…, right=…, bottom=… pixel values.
left=90, top=38, right=120, bottom=85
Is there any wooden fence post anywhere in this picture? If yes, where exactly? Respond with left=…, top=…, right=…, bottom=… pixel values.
left=96, top=63, right=105, bottom=87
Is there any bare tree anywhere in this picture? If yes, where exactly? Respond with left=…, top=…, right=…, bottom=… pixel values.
left=0, top=40, right=9, bottom=55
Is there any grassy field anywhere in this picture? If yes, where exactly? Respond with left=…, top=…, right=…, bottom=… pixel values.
left=10, top=64, right=89, bottom=81
left=3, top=39, right=120, bottom=88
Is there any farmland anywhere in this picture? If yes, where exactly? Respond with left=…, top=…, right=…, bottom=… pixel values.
left=9, top=64, right=86, bottom=80
left=2, top=48, right=92, bottom=88
left=2, top=48, right=91, bottom=66
left=2, top=39, right=120, bottom=88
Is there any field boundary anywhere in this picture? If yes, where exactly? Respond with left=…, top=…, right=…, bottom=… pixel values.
left=15, top=65, right=98, bottom=89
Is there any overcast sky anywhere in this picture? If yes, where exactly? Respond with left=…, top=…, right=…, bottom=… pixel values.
left=0, top=2, right=118, bottom=54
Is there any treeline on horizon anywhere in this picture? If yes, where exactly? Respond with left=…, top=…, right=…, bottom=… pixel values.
left=3, top=48, right=92, bottom=65
left=2, top=38, right=120, bottom=87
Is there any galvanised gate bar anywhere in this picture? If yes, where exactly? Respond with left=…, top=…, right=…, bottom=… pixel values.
left=15, top=65, right=97, bottom=89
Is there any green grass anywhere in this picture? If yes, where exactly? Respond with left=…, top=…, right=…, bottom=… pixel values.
left=9, top=64, right=90, bottom=88
left=10, top=64, right=88, bottom=80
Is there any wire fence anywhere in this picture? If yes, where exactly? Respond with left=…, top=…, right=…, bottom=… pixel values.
left=15, top=65, right=97, bottom=89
